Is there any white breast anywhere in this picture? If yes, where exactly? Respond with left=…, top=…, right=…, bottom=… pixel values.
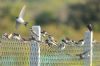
left=59, top=42, right=65, bottom=50
left=16, top=17, right=25, bottom=24
left=8, top=34, right=13, bottom=39
left=13, top=36, right=21, bottom=40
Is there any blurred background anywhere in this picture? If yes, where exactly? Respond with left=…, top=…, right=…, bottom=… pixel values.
left=0, top=0, right=100, bottom=41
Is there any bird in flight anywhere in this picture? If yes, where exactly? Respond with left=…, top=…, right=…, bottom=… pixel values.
left=16, top=5, right=28, bottom=29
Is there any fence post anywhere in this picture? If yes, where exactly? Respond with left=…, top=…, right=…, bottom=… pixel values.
left=84, top=31, right=93, bottom=66
left=30, top=26, right=41, bottom=66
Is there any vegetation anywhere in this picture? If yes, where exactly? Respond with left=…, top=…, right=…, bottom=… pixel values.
left=67, top=2, right=100, bottom=31
left=35, top=11, right=57, bottom=26
left=0, top=0, right=100, bottom=40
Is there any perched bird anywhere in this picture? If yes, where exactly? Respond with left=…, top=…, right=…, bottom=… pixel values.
left=79, top=39, right=84, bottom=45
left=62, top=39, right=68, bottom=44
left=30, top=28, right=39, bottom=37
left=29, top=28, right=43, bottom=43
left=62, top=37, right=72, bottom=45
left=16, top=5, right=28, bottom=29
left=8, top=33, right=13, bottom=39
left=41, top=30, right=48, bottom=43
left=2, top=33, right=8, bottom=39
left=87, top=24, right=93, bottom=32
left=45, top=35, right=57, bottom=47
left=13, top=33, right=22, bottom=40
left=8, top=33, right=22, bottom=40
left=28, top=35, right=42, bottom=43
left=76, top=50, right=90, bottom=59
left=76, top=39, right=84, bottom=46
left=58, top=40, right=66, bottom=50
left=41, top=30, right=48, bottom=37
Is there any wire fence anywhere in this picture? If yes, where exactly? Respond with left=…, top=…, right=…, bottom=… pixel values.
left=0, top=39, right=31, bottom=66
left=0, top=39, right=100, bottom=66
left=40, top=42, right=100, bottom=66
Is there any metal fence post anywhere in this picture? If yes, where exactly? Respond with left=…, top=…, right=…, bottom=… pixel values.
left=84, top=31, right=93, bottom=66
left=30, top=26, right=41, bottom=66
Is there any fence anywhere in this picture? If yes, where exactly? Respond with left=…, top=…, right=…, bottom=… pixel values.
left=0, top=39, right=31, bottom=66
left=0, top=26, right=100, bottom=66
left=40, top=42, right=100, bottom=66
left=0, top=39, right=100, bottom=66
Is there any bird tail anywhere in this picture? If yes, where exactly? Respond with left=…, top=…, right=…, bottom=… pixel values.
left=24, top=22, right=28, bottom=27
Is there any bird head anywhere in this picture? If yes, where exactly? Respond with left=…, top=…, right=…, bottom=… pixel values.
left=13, top=33, right=19, bottom=36
left=24, top=22, right=28, bottom=27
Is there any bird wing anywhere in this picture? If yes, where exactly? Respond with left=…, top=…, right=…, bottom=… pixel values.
left=19, top=5, right=26, bottom=18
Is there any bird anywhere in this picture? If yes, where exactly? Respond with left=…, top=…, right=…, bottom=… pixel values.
left=16, top=5, right=28, bottom=29
left=75, top=39, right=84, bottom=46
left=41, top=30, right=48, bottom=37
left=62, top=37, right=72, bottom=45
left=58, top=40, right=66, bottom=50
left=76, top=50, right=90, bottom=59
left=29, top=28, right=39, bottom=37
left=87, top=24, right=93, bottom=32
left=62, top=39, right=68, bottom=44
left=2, top=33, right=9, bottom=39
left=8, top=33, right=22, bottom=40
left=41, top=30, right=48, bottom=43
left=8, top=33, right=13, bottom=39
left=45, top=35, right=57, bottom=47
left=79, top=39, right=84, bottom=45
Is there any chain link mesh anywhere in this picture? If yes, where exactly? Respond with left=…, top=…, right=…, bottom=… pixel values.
left=0, top=39, right=100, bottom=66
